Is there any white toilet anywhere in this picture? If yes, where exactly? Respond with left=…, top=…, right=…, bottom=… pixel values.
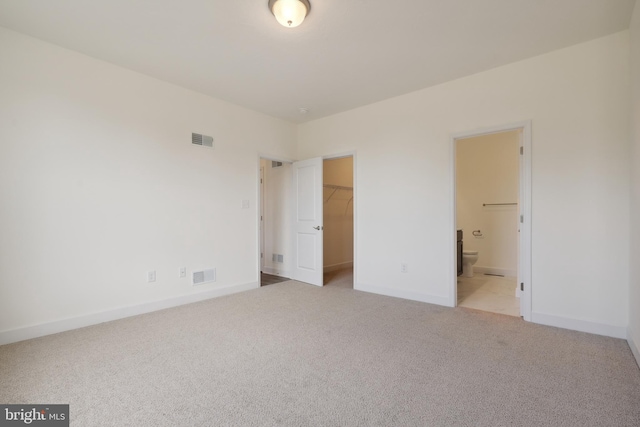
left=462, top=250, right=479, bottom=278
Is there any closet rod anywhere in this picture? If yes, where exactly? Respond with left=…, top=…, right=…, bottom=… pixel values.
left=323, top=184, right=353, bottom=191
left=483, top=203, right=517, bottom=206
left=324, top=184, right=353, bottom=204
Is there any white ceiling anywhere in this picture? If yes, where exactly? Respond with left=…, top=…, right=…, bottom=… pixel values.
left=0, top=0, right=636, bottom=123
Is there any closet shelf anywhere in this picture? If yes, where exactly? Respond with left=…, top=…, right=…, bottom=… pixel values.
left=324, top=184, right=353, bottom=204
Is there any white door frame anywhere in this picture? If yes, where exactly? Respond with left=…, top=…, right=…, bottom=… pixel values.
left=322, top=151, right=357, bottom=288
left=450, top=121, right=532, bottom=321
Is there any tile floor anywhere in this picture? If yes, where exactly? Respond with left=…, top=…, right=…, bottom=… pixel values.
left=457, top=274, right=520, bottom=317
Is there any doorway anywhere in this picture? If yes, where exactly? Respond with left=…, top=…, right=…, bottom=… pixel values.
left=259, top=157, right=292, bottom=286
left=323, top=156, right=354, bottom=288
left=260, top=153, right=357, bottom=289
left=451, top=122, right=532, bottom=320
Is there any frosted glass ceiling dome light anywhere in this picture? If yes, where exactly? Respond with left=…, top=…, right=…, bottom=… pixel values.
left=269, top=0, right=311, bottom=28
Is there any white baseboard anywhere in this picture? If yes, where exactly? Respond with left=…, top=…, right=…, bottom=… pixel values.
left=0, top=281, right=257, bottom=346
left=324, top=261, right=353, bottom=273
left=474, top=266, right=517, bottom=277
left=261, top=266, right=290, bottom=277
left=531, top=311, right=627, bottom=339
left=355, top=283, right=450, bottom=307
left=629, top=333, right=640, bottom=369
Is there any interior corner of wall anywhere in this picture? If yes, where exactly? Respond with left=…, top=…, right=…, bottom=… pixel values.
left=628, top=331, right=640, bottom=369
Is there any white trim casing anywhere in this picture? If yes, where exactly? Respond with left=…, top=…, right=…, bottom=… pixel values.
left=0, top=282, right=257, bottom=346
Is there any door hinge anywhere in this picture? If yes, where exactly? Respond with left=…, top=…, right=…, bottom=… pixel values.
left=520, top=215, right=523, bottom=223
left=520, top=282, right=524, bottom=291
left=520, top=146, right=524, bottom=155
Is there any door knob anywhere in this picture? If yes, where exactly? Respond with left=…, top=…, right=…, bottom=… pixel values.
left=313, top=226, right=323, bottom=230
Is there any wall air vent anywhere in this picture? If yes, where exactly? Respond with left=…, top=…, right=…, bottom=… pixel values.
left=272, top=161, right=283, bottom=168
left=192, top=268, right=216, bottom=286
left=192, top=133, right=214, bottom=148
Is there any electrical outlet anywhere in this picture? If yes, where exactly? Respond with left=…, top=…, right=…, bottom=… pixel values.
left=242, top=200, right=250, bottom=209
left=179, top=267, right=186, bottom=278
left=147, top=271, right=156, bottom=282
left=401, top=263, right=408, bottom=273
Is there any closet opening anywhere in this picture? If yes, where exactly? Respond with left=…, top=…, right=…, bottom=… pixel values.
left=323, top=156, right=354, bottom=288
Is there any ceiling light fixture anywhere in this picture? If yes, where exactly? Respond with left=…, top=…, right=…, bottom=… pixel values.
left=268, top=0, right=311, bottom=28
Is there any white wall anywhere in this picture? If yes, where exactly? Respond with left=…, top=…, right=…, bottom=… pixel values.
left=298, top=32, right=631, bottom=337
left=0, top=27, right=297, bottom=343
left=0, top=24, right=634, bottom=345
left=456, top=131, right=519, bottom=276
left=261, top=160, right=292, bottom=277
left=629, top=3, right=640, bottom=365
left=323, top=157, right=354, bottom=271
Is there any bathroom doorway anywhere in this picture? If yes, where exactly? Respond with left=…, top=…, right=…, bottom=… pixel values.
left=323, top=156, right=354, bottom=288
left=451, top=122, right=532, bottom=320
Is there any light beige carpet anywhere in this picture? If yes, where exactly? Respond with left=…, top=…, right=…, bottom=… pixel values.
left=1, top=281, right=639, bottom=426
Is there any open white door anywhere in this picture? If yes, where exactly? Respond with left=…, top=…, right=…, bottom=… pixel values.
left=292, top=157, right=323, bottom=286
